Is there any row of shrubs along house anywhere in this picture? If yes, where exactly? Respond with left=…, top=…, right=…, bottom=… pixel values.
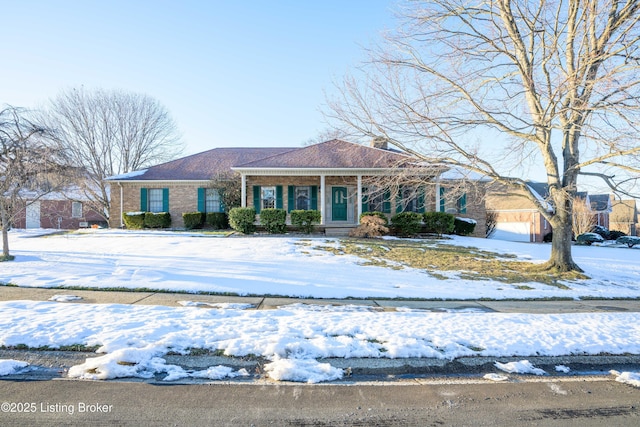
left=106, top=139, right=487, bottom=237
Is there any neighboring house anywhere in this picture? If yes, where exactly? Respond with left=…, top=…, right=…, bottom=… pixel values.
left=106, top=139, right=487, bottom=236
left=485, top=182, right=553, bottom=242
left=486, top=182, right=613, bottom=242
left=578, top=192, right=612, bottom=229
left=12, top=188, right=106, bottom=229
left=610, top=199, right=638, bottom=236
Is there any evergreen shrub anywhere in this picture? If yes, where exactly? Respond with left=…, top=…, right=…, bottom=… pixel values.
left=182, top=212, right=205, bottom=229
left=206, top=212, right=228, bottom=230
left=453, top=218, right=476, bottom=236
left=260, top=208, right=287, bottom=234
left=390, top=212, right=423, bottom=236
left=290, top=210, right=321, bottom=234
left=423, top=212, right=455, bottom=236
left=229, top=207, right=256, bottom=234
left=144, top=212, right=171, bottom=228
left=123, top=212, right=145, bottom=229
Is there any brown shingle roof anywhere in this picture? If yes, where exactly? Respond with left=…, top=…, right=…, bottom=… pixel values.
left=234, top=139, right=412, bottom=169
left=108, top=147, right=294, bottom=181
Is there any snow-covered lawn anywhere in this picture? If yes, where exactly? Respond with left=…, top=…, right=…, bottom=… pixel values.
left=3, top=229, right=640, bottom=299
left=1, top=229, right=639, bottom=383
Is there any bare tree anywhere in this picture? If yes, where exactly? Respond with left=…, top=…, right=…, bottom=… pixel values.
left=208, top=172, right=242, bottom=212
left=328, top=0, right=640, bottom=272
left=45, top=88, right=183, bottom=221
left=0, top=106, right=68, bottom=259
left=572, top=196, right=597, bottom=237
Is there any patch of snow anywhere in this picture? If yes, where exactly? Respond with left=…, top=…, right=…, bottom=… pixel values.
left=48, top=295, right=82, bottom=302
left=483, top=373, right=509, bottom=381
left=105, top=169, right=148, bottom=180
left=610, top=370, right=640, bottom=388
left=494, top=360, right=547, bottom=376
left=555, top=365, right=571, bottom=373
left=177, top=301, right=254, bottom=310
left=264, top=358, right=343, bottom=384
left=0, top=359, right=29, bottom=376
left=456, top=217, right=477, bottom=224
left=6, top=231, right=640, bottom=300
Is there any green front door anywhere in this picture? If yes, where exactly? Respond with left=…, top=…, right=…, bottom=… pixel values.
left=332, top=187, right=348, bottom=221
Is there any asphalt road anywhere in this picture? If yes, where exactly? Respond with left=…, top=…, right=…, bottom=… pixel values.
left=1, top=377, right=639, bottom=426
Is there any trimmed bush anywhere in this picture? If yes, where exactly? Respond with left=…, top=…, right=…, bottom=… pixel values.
left=423, top=212, right=455, bottom=236
left=576, top=232, right=604, bottom=245
left=205, top=212, right=228, bottom=230
left=123, top=212, right=145, bottom=229
left=609, top=230, right=627, bottom=240
left=350, top=215, right=389, bottom=238
left=144, top=212, right=171, bottom=228
left=182, top=212, right=205, bottom=230
left=260, top=208, right=287, bottom=234
left=390, top=212, right=423, bottom=237
left=543, top=232, right=553, bottom=242
left=290, top=210, right=321, bottom=234
left=590, top=225, right=610, bottom=240
left=453, top=217, right=476, bottom=236
left=359, top=211, right=389, bottom=225
left=229, top=207, right=256, bottom=234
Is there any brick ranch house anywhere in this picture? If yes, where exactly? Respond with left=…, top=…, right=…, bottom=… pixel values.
left=106, top=139, right=487, bottom=236
left=13, top=188, right=105, bottom=229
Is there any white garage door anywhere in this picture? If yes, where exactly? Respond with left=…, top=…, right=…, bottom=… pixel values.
left=489, top=222, right=531, bottom=242
left=25, top=202, right=41, bottom=229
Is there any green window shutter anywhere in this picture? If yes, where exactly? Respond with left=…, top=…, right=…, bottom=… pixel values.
left=417, top=187, right=426, bottom=213
left=253, top=186, right=261, bottom=213
left=439, top=187, right=446, bottom=212
left=140, top=188, right=148, bottom=211
left=383, top=190, right=391, bottom=214
left=310, top=186, right=318, bottom=210
left=396, top=186, right=403, bottom=214
left=361, top=188, right=369, bottom=213
left=197, top=188, right=206, bottom=212
left=219, top=189, right=226, bottom=213
left=276, top=186, right=283, bottom=209
left=459, top=193, right=467, bottom=214
left=162, top=188, right=169, bottom=212
left=288, top=186, right=295, bottom=212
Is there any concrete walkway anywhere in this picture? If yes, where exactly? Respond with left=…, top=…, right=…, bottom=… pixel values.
left=1, top=285, right=639, bottom=313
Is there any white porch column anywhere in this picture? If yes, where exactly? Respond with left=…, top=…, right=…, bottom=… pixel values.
left=357, top=175, right=362, bottom=220
left=241, top=174, right=247, bottom=208
left=320, top=174, right=326, bottom=225
left=435, top=178, right=441, bottom=212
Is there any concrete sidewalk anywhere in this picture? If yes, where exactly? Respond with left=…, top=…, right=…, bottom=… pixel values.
left=1, top=285, right=639, bottom=313
left=2, top=285, right=640, bottom=383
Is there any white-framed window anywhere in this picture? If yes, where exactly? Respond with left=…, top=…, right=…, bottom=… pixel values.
left=295, top=186, right=310, bottom=210
left=148, top=188, right=164, bottom=213
left=205, top=188, right=221, bottom=213
left=261, top=186, right=276, bottom=210
left=71, top=201, right=83, bottom=218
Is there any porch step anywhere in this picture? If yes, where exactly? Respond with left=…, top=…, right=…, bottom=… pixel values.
left=324, top=227, right=354, bottom=237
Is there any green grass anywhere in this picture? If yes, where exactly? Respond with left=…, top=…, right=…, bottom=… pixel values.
left=0, top=255, right=15, bottom=262
left=312, top=238, right=586, bottom=289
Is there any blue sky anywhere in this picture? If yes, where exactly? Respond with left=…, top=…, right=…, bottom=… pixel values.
left=2, top=0, right=396, bottom=155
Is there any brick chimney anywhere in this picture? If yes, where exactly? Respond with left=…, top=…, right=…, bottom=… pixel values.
left=371, top=136, right=388, bottom=150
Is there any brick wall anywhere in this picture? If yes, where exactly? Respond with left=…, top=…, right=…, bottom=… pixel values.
left=109, top=182, right=204, bottom=229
